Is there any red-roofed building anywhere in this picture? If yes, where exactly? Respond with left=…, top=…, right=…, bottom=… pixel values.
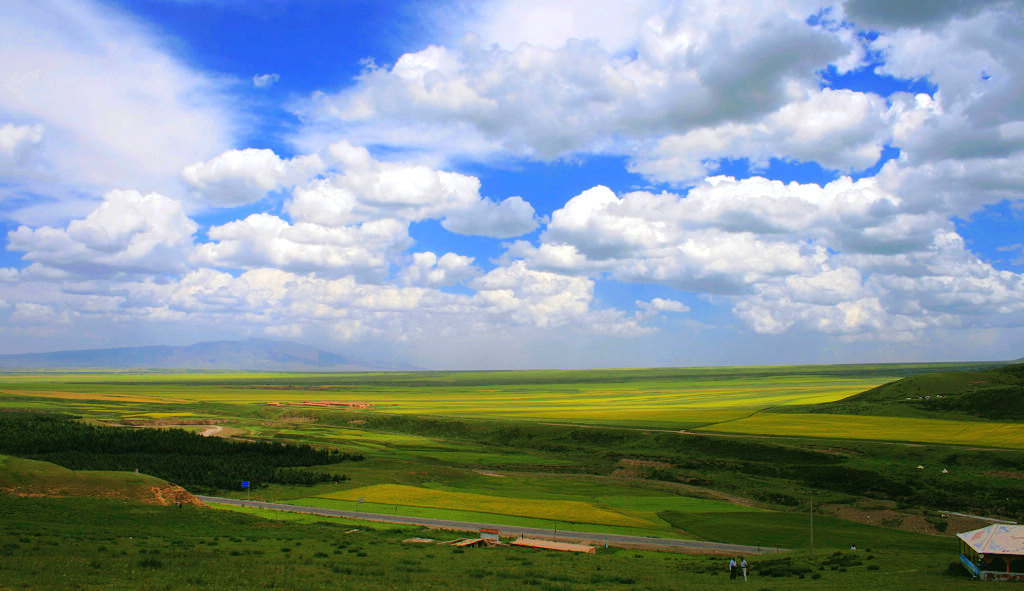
left=958, top=524, right=1024, bottom=580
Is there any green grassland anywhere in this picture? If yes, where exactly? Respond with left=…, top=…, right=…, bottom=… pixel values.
left=0, top=492, right=976, bottom=591
left=0, top=454, right=980, bottom=590
left=1, top=361, right=1021, bottom=589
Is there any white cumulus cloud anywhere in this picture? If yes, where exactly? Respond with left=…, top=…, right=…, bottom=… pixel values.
left=183, top=148, right=325, bottom=207
left=859, top=3, right=1024, bottom=214
left=631, top=88, right=894, bottom=185
left=512, top=177, right=1024, bottom=339
left=194, top=214, right=410, bottom=280
left=400, top=252, right=479, bottom=287
left=638, top=298, right=689, bottom=313
left=295, top=1, right=851, bottom=164
left=441, top=195, right=538, bottom=238
left=7, top=190, right=197, bottom=276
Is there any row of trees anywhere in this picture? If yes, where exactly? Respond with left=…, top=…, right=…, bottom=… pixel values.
left=0, top=411, right=362, bottom=491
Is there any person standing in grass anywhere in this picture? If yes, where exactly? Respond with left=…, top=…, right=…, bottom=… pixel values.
left=728, top=557, right=737, bottom=579
left=740, top=557, right=748, bottom=581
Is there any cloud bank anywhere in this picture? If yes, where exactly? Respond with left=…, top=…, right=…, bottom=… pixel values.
left=2, top=0, right=1024, bottom=367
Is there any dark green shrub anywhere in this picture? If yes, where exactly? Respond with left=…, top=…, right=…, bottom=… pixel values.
left=753, top=557, right=813, bottom=578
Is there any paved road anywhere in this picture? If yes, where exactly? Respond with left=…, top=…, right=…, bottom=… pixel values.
left=198, top=495, right=786, bottom=555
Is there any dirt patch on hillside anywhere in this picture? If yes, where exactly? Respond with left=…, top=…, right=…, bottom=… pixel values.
left=262, top=415, right=320, bottom=428
left=611, top=458, right=673, bottom=478
left=473, top=470, right=505, bottom=477
left=808, top=446, right=860, bottom=457
left=266, top=400, right=374, bottom=408
left=148, top=484, right=206, bottom=507
left=610, top=458, right=714, bottom=489
left=820, top=501, right=993, bottom=536
left=984, top=470, right=1024, bottom=479
left=1, top=482, right=205, bottom=507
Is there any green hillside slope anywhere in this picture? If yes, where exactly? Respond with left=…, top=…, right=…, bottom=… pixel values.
left=790, top=363, right=1024, bottom=420
left=0, top=454, right=200, bottom=505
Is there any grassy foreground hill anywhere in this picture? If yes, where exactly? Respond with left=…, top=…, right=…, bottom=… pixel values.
left=0, top=454, right=200, bottom=506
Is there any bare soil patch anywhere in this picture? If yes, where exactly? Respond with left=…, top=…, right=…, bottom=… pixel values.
left=611, top=458, right=673, bottom=477
left=148, top=484, right=205, bottom=507
left=287, top=401, right=374, bottom=408
left=808, top=446, right=860, bottom=457
left=820, top=500, right=993, bottom=536
left=984, top=470, right=1024, bottom=479
left=261, top=415, right=319, bottom=428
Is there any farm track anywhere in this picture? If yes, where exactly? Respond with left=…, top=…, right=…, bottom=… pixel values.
left=199, top=495, right=787, bottom=555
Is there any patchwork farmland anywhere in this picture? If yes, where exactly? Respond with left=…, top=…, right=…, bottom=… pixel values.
left=1, top=361, right=1021, bottom=589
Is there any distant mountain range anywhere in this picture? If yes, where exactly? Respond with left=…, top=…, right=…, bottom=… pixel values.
left=0, top=339, right=407, bottom=372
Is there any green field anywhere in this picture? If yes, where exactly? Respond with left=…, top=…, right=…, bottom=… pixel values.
left=1, top=361, right=1020, bottom=589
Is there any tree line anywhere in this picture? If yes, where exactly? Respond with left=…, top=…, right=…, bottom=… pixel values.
left=0, top=411, right=362, bottom=492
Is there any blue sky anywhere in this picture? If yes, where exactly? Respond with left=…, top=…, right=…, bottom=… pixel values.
left=1, top=0, right=1023, bottom=369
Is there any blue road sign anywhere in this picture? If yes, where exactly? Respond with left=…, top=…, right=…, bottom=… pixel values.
left=241, top=481, right=250, bottom=488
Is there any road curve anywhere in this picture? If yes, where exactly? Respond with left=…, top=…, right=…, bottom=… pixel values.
left=198, top=495, right=786, bottom=555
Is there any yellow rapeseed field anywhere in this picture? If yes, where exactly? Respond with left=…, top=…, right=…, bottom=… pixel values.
left=700, top=413, right=1024, bottom=449
left=319, top=484, right=652, bottom=527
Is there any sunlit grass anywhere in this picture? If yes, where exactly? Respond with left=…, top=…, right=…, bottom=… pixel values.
left=700, top=413, right=1024, bottom=448
left=318, top=483, right=652, bottom=528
